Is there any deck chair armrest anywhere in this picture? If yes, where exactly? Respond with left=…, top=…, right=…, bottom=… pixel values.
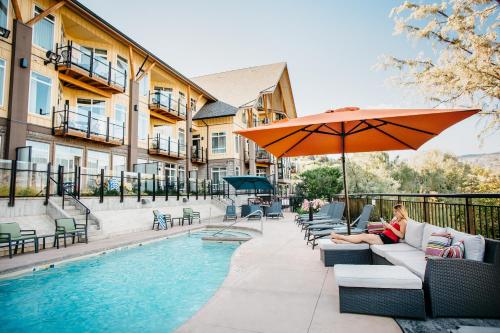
left=20, top=229, right=37, bottom=235
left=75, top=224, right=87, bottom=229
left=0, top=233, right=12, bottom=241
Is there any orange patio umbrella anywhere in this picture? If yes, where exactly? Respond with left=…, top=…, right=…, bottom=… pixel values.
left=235, top=107, right=480, bottom=234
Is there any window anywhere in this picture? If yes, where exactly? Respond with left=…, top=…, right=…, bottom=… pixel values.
left=112, top=155, right=126, bottom=174
left=0, top=58, right=5, bottom=106
left=257, top=167, right=267, bottom=177
left=139, top=73, right=149, bottom=97
left=211, top=132, right=226, bottom=154
left=113, top=104, right=127, bottom=138
left=29, top=72, right=52, bottom=116
left=178, top=165, right=185, bottom=189
left=77, top=99, right=106, bottom=118
left=178, top=128, right=185, bottom=153
left=211, top=167, right=226, bottom=184
left=235, top=166, right=240, bottom=176
left=234, top=134, right=240, bottom=154
left=55, top=145, right=83, bottom=172
left=190, top=98, right=196, bottom=112
left=33, top=6, right=54, bottom=50
left=87, top=150, right=110, bottom=172
left=241, top=110, right=246, bottom=124
left=26, top=140, right=50, bottom=165
left=138, top=111, right=148, bottom=140
left=0, top=0, right=7, bottom=29
left=165, top=163, right=176, bottom=185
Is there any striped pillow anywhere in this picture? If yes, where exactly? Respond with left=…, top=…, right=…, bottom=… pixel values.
left=425, top=232, right=452, bottom=258
left=367, top=222, right=384, bottom=234
left=443, top=241, right=465, bottom=259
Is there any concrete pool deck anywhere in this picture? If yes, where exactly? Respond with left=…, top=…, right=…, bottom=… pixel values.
left=177, top=213, right=402, bottom=333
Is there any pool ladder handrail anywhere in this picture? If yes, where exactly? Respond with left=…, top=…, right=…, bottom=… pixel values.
left=211, top=209, right=263, bottom=237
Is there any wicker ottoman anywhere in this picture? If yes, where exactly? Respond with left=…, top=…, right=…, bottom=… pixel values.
left=334, top=264, right=426, bottom=319
left=318, top=239, right=372, bottom=266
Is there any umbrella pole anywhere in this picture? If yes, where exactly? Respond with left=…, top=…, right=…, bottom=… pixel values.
left=341, top=124, right=351, bottom=235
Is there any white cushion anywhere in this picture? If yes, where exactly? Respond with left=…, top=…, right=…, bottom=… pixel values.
left=318, top=239, right=369, bottom=250
left=404, top=218, right=425, bottom=249
left=446, top=228, right=485, bottom=261
left=421, top=224, right=448, bottom=250
left=370, top=243, right=418, bottom=259
left=384, top=250, right=427, bottom=280
left=334, top=264, right=422, bottom=289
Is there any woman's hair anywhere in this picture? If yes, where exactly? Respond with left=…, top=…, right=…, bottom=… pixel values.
left=393, top=204, right=408, bottom=220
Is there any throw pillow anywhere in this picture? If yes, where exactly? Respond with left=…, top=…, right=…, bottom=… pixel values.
left=443, top=240, right=465, bottom=259
left=421, top=224, right=448, bottom=250
left=404, top=218, right=425, bottom=249
left=425, top=232, right=452, bottom=258
left=367, top=222, right=384, bottom=234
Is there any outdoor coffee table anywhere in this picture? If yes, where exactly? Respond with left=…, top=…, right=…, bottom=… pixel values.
left=334, top=264, right=425, bottom=319
left=38, top=234, right=56, bottom=249
left=172, top=217, right=184, bottom=226
left=318, top=239, right=371, bottom=266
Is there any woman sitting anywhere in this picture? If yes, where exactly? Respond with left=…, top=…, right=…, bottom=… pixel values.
left=330, top=204, right=408, bottom=245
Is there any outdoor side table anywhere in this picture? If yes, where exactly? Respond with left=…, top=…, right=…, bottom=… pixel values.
left=38, top=234, right=56, bottom=249
left=334, top=264, right=426, bottom=319
left=318, top=239, right=371, bottom=266
left=172, top=217, right=183, bottom=226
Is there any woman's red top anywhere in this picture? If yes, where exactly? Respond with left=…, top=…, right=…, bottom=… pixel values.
left=382, top=220, right=401, bottom=242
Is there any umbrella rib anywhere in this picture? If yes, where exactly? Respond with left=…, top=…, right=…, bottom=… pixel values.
left=303, top=129, right=340, bottom=136
left=262, top=125, right=312, bottom=149
left=374, top=118, right=436, bottom=136
left=369, top=123, right=417, bottom=150
left=278, top=124, right=324, bottom=158
left=346, top=121, right=385, bottom=136
left=323, top=124, right=342, bottom=135
left=345, top=121, right=365, bottom=135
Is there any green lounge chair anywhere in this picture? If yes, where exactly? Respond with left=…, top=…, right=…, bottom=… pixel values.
left=223, top=205, right=237, bottom=221
left=54, top=218, right=88, bottom=249
left=0, top=222, right=38, bottom=258
left=266, top=201, right=283, bottom=219
left=153, top=210, right=172, bottom=230
left=247, top=204, right=263, bottom=220
left=183, top=208, right=201, bottom=225
left=296, top=203, right=333, bottom=223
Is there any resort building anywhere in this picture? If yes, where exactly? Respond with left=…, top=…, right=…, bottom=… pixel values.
left=191, top=63, right=297, bottom=193
left=0, top=0, right=297, bottom=190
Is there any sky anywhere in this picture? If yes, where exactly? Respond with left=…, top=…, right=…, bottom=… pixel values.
left=80, top=0, right=500, bottom=157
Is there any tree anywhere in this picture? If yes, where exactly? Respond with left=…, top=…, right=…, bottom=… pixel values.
left=379, top=0, right=499, bottom=134
left=295, top=166, right=342, bottom=199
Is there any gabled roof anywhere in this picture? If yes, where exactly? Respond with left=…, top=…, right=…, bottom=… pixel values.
left=193, top=101, right=239, bottom=120
left=191, top=62, right=287, bottom=108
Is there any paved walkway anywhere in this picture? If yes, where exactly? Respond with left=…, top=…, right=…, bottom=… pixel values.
left=177, top=213, right=401, bottom=333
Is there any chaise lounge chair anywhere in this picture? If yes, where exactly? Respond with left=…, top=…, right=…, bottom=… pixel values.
left=0, top=222, right=39, bottom=258
left=247, top=204, right=263, bottom=220
left=295, top=203, right=332, bottom=223
left=266, top=201, right=283, bottom=219
left=223, top=205, right=237, bottom=221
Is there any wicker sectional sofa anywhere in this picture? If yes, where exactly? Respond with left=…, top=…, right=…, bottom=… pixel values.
left=322, top=219, right=500, bottom=318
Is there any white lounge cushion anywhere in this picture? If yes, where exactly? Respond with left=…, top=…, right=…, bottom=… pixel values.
left=404, top=218, right=426, bottom=249
left=446, top=228, right=485, bottom=261
left=370, top=243, right=418, bottom=259
left=318, top=239, right=369, bottom=250
left=384, top=250, right=427, bottom=280
left=334, top=264, right=422, bottom=289
left=421, top=224, right=448, bottom=250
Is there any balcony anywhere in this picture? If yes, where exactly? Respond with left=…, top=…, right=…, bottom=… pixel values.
left=148, top=135, right=186, bottom=159
left=148, top=91, right=187, bottom=121
left=191, top=146, right=207, bottom=164
left=256, top=150, right=273, bottom=165
left=54, top=41, right=127, bottom=95
left=52, top=106, right=125, bottom=145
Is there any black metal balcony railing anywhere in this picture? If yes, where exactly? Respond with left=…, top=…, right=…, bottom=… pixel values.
left=148, top=134, right=186, bottom=158
left=55, top=41, right=127, bottom=92
left=52, top=104, right=125, bottom=145
left=148, top=91, right=187, bottom=119
left=191, top=146, right=207, bottom=163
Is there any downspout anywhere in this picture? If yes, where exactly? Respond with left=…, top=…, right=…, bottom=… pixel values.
left=202, top=119, right=210, bottom=180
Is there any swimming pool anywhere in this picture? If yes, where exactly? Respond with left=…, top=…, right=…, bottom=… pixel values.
left=0, top=231, right=240, bottom=333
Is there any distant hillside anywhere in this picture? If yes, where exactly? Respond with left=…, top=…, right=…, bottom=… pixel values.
left=458, top=152, right=500, bottom=174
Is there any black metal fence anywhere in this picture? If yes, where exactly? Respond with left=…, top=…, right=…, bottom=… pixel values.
left=327, top=193, right=500, bottom=240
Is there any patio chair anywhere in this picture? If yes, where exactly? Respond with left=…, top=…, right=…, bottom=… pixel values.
left=183, top=208, right=201, bottom=225
left=308, top=204, right=374, bottom=249
left=247, top=204, right=263, bottom=220
left=223, top=205, right=237, bottom=222
left=299, top=202, right=345, bottom=229
left=0, top=222, right=38, bottom=259
left=152, top=210, right=172, bottom=230
left=266, top=201, right=283, bottom=219
left=295, top=203, right=332, bottom=223
left=53, top=218, right=88, bottom=249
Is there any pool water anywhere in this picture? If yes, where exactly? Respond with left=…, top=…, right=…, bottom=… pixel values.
left=0, top=232, right=239, bottom=333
